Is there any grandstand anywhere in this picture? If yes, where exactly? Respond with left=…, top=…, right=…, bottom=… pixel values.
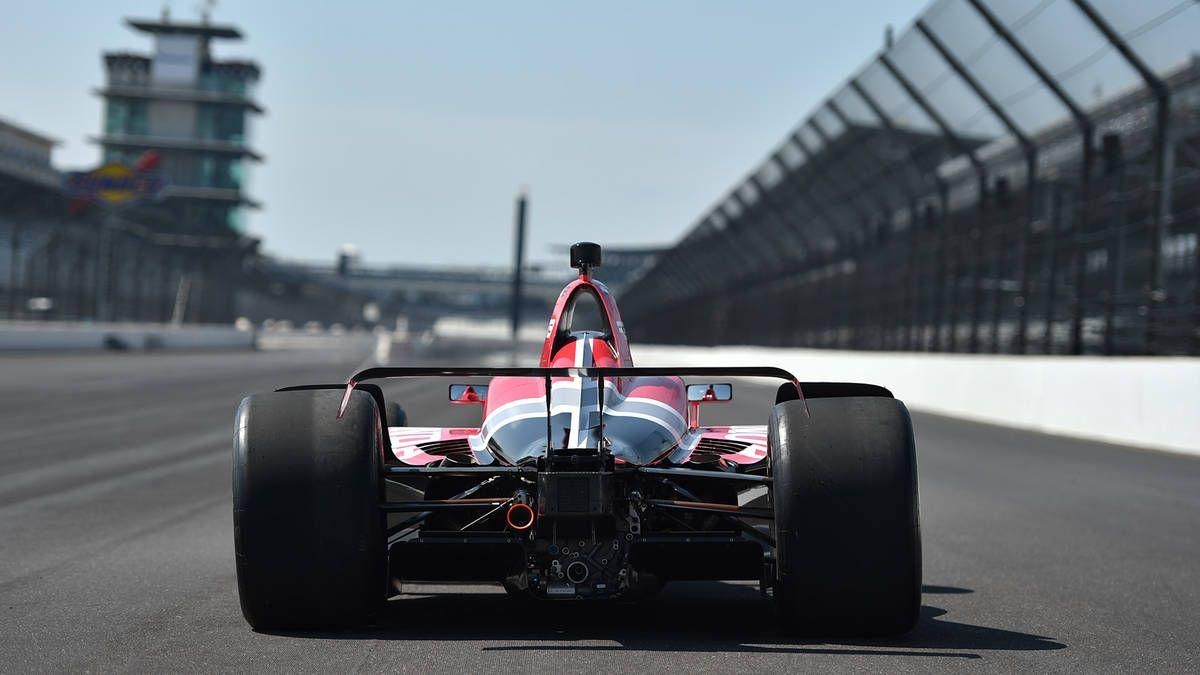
left=620, top=0, right=1200, bottom=355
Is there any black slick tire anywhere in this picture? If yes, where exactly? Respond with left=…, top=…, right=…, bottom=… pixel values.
left=387, top=401, right=408, bottom=427
left=233, top=389, right=386, bottom=630
left=769, top=396, right=921, bottom=636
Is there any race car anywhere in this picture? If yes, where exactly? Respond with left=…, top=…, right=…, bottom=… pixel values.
left=233, top=242, right=920, bottom=635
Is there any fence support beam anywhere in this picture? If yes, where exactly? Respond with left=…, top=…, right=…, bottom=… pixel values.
left=809, top=115, right=893, bottom=222
left=768, top=151, right=852, bottom=251
left=827, top=98, right=922, bottom=350
left=791, top=130, right=882, bottom=348
left=849, top=79, right=947, bottom=351
left=967, top=0, right=1094, bottom=355
left=726, top=192, right=791, bottom=274
left=808, top=114, right=900, bottom=349
left=916, top=19, right=1039, bottom=355
left=748, top=173, right=815, bottom=256
left=1069, top=0, right=1172, bottom=355
left=879, top=54, right=988, bottom=353
left=790, top=132, right=875, bottom=237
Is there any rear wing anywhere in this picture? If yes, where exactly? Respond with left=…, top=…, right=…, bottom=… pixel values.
left=336, top=365, right=806, bottom=419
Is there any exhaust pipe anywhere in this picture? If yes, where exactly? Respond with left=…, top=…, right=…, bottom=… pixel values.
left=506, top=502, right=535, bottom=530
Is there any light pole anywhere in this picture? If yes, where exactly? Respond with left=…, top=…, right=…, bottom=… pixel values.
left=510, top=189, right=528, bottom=342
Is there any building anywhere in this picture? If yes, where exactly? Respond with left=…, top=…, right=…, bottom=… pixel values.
left=250, top=259, right=569, bottom=329
left=94, top=13, right=264, bottom=236
left=1, top=116, right=61, bottom=319
left=245, top=244, right=668, bottom=329
left=2, top=12, right=283, bottom=325
left=0, top=108, right=235, bottom=324
left=0, top=116, right=59, bottom=189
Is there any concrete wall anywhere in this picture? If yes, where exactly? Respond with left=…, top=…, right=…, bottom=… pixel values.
left=0, top=321, right=255, bottom=351
left=633, top=345, right=1200, bottom=457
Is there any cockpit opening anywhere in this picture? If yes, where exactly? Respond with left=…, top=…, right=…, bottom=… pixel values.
left=562, top=289, right=610, bottom=338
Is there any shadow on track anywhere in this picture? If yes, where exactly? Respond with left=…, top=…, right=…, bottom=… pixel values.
left=922, top=584, right=974, bottom=595
left=267, top=581, right=1065, bottom=659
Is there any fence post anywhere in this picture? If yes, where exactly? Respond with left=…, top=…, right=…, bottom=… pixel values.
left=916, top=19, right=1040, bottom=354
left=7, top=224, right=20, bottom=320
left=967, top=0, right=1094, bottom=355
left=879, top=54, right=988, bottom=353
left=1069, top=0, right=1173, bottom=355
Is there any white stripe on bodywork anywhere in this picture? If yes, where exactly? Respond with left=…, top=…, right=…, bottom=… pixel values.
left=566, top=336, right=591, bottom=447
left=602, top=408, right=687, bottom=436
left=469, top=336, right=692, bottom=459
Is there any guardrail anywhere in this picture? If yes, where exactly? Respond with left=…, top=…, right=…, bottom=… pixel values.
left=634, top=344, right=1200, bottom=457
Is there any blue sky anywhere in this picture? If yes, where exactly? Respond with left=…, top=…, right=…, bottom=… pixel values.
left=0, top=1, right=926, bottom=266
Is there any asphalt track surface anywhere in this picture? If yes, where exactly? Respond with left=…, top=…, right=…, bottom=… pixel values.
left=0, top=339, right=1197, bottom=672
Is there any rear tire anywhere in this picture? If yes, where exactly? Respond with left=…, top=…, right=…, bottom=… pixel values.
left=387, top=401, right=408, bottom=427
left=769, top=396, right=920, bottom=636
left=233, top=389, right=386, bottom=630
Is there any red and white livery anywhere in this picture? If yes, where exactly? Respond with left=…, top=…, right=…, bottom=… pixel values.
left=233, top=241, right=922, bottom=637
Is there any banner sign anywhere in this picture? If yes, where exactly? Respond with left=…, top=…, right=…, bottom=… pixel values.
left=64, top=153, right=164, bottom=206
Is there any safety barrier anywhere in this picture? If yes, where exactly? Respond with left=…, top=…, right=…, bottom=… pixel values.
left=0, top=321, right=256, bottom=351
left=634, top=344, right=1200, bottom=457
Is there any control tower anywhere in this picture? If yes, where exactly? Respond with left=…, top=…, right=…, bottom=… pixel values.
left=94, top=11, right=263, bottom=236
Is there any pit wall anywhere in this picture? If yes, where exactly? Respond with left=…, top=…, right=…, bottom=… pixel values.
left=633, top=345, right=1200, bottom=457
